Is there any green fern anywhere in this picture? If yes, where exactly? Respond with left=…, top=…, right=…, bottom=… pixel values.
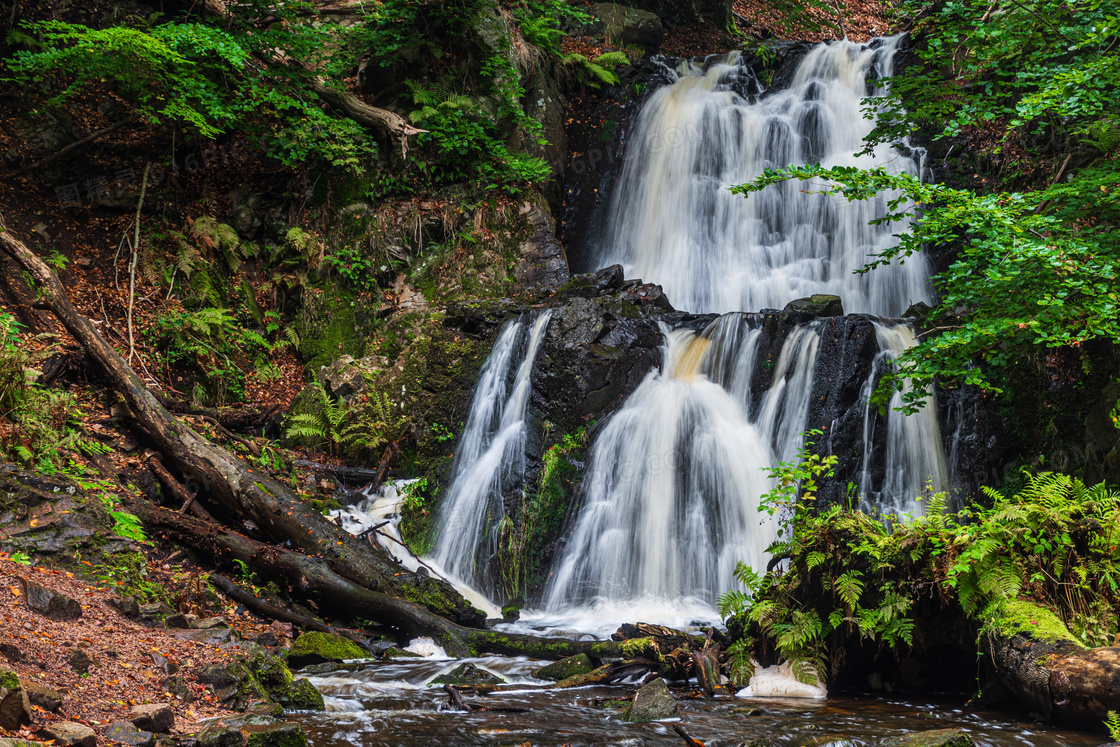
left=1105, top=711, right=1120, bottom=741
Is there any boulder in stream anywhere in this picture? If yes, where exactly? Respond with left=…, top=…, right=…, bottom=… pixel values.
left=430, top=662, right=504, bottom=687
left=623, top=677, right=679, bottom=722
left=879, top=729, right=976, bottom=747
left=784, top=294, right=844, bottom=319
left=535, top=653, right=595, bottom=681
left=286, top=632, right=366, bottom=669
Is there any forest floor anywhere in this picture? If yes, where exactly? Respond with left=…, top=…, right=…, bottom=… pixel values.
left=0, top=551, right=288, bottom=745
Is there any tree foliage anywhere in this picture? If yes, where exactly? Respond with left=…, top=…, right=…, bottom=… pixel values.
left=732, top=0, right=1119, bottom=409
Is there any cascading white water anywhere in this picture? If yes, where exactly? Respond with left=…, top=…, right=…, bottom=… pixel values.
left=538, top=37, right=949, bottom=626
left=595, top=37, right=932, bottom=317
left=543, top=314, right=826, bottom=622
left=544, top=324, right=777, bottom=613
left=427, top=311, right=552, bottom=594
left=858, top=322, right=948, bottom=516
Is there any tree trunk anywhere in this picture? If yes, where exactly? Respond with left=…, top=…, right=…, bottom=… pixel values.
left=0, top=218, right=482, bottom=628
left=134, top=499, right=627, bottom=660
left=987, top=633, right=1120, bottom=727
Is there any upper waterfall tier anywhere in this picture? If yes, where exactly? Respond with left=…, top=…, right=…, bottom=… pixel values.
left=593, top=36, right=932, bottom=316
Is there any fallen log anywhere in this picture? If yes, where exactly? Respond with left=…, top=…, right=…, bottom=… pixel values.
left=133, top=498, right=630, bottom=660
left=986, top=620, right=1120, bottom=727
left=0, top=217, right=481, bottom=627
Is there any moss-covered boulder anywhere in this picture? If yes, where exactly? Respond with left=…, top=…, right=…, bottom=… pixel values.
left=879, top=729, right=975, bottom=747
left=430, top=663, right=504, bottom=687
left=197, top=645, right=324, bottom=712
left=623, top=677, right=678, bottom=722
left=287, top=632, right=367, bottom=669
left=534, top=653, right=594, bottom=682
left=275, top=679, right=325, bottom=711
left=0, top=669, right=31, bottom=730
left=784, top=294, right=844, bottom=319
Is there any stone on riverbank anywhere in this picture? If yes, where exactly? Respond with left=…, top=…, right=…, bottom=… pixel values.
left=40, top=722, right=96, bottom=747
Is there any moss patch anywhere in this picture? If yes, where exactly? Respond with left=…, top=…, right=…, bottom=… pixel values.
left=287, top=632, right=368, bottom=669
left=993, top=599, right=1081, bottom=644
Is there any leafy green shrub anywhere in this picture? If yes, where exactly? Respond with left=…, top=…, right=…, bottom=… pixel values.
left=721, top=465, right=1120, bottom=684
left=151, top=305, right=285, bottom=406
left=0, top=309, right=98, bottom=469
left=561, top=51, right=628, bottom=88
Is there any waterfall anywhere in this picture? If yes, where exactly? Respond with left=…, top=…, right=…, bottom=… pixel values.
left=544, top=323, right=777, bottom=612
left=540, top=36, right=949, bottom=623
left=858, top=322, right=948, bottom=516
left=594, top=36, right=932, bottom=317
left=428, top=310, right=552, bottom=595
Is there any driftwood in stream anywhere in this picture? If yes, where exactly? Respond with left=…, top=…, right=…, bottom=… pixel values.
left=987, top=632, right=1120, bottom=726
left=133, top=500, right=630, bottom=659
left=0, top=218, right=480, bottom=628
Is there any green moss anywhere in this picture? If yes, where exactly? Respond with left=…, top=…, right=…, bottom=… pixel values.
left=277, top=679, right=325, bottom=711
left=992, top=599, right=1081, bottom=644
left=287, top=632, right=367, bottom=668
left=243, top=723, right=308, bottom=747
left=293, top=288, right=370, bottom=374
left=619, top=637, right=658, bottom=659
left=534, top=653, right=594, bottom=681
left=0, top=669, right=21, bottom=691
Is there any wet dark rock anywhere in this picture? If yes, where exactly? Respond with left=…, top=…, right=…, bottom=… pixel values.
left=67, top=650, right=96, bottom=675
left=242, top=721, right=308, bottom=747
left=103, top=721, right=154, bottom=747
left=431, top=662, right=504, bottom=687
left=194, top=717, right=308, bottom=747
left=801, top=315, right=879, bottom=506
left=514, top=196, right=569, bottom=290
left=130, top=703, right=174, bottom=733
left=590, top=3, right=663, bottom=49
left=624, top=677, right=678, bottom=722
left=903, top=301, right=933, bottom=320
left=0, top=644, right=23, bottom=663
left=737, top=740, right=776, bottom=747
left=40, top=722, right=96, bottom=747
left=23, top=681, right=62, bottom=712
left=785, top=294, right=844, bottom=319
left=879, top=729, right=975, bottom=747
left=0, top=670, right=31, bottom=730
left=535, top=654, right=595, bottom=681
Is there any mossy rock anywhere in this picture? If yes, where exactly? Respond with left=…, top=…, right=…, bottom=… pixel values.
left=879, top=728, right=975, bottom=747
left=287, top=632, right=367, bottom=669
left=623, top=677, right=678, bottom=722
left=534, top=654, right=594, bottom=682
left=384, top=647, right=421, bottom=658
left=430, top=663, right=504, bottom=687
left=246, top=647, right=294, bottom=691
left=273, top=679, right=324, bottom=712
left=243, top=722, right=308, bottom=747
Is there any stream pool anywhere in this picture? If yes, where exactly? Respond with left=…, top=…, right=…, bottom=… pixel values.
left=289, top=655, right=1102, bottom=747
